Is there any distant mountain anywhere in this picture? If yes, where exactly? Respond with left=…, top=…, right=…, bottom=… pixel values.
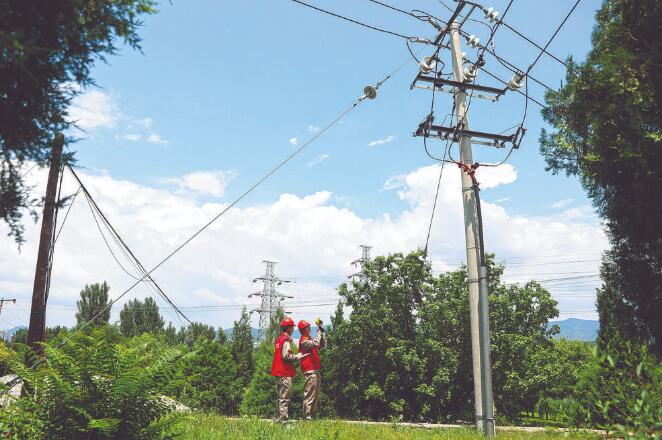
left=550, top=318, right=599, bottom=341
left=0, top=325, right=26, bottom=341
left=223, top=326, right=321, bottom=341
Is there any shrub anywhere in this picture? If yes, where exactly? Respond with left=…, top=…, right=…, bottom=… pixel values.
left=0, top=327, right=181, bottom=439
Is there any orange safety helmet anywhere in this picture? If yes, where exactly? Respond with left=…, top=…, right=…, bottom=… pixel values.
left=280, top=317, right=295, bottom=328
left=297, top=320, right=310, bottom=332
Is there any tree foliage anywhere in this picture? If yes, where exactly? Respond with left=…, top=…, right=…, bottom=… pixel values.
left=0, top=0, right=157, bottom=245
left=119, top=297, right=164, bottom=337
left=76, top=281, right=112, bottom=327
left=180, top=338, right=241, bottom=415
left=231, top=307, right=254, bottom=388
left=325, top=251, right=561, bottom=422
left=539, top=0, right=662, bottom=354
left=177, top=322, right=215, bottom=349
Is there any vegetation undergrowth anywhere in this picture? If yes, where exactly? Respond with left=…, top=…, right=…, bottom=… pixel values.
left=164, top=414, right=602, bottom=440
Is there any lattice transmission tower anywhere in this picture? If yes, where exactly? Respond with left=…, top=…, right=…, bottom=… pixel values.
left=249, top=260, right=292, bottom=341
left=348, top=244, right=372, bottom=280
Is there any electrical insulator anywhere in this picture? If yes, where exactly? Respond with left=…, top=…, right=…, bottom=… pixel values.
left=484, top=7, right=499, bottom=22
left=466, top=35, right=480, bottom=49
left=507, top=73, right=525, bottom=91
left=463, top=65, right=477, bottom=82
left=363, top=85, right=377, bottom=99
left=419, top=56, right=437, bottom=74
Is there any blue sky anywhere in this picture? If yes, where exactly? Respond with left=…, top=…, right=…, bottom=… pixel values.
left=78, top=0, right=600, bottom=218
left=0, top=0, right=608, bottom=330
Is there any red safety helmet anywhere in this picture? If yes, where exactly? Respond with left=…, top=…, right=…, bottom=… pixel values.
left=297, top=320, right=310, bottom=332
left=280, top=317, right=295, bottom=328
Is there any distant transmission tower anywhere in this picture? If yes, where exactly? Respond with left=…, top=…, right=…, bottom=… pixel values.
left=348, top=244, right=372, bottom=280
left=249, top=261, right=292, bottom=341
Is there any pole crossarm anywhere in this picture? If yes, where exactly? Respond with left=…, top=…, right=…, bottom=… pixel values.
left=414, top=123, right=524, bottom=149
left=411, top=74, right=505, bottom=98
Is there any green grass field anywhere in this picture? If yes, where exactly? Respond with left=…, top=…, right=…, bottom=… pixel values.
left=169, top=414, right=601, bottom=440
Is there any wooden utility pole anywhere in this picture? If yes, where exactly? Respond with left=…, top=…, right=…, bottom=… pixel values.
left=26, top=133, right=64, bottom=358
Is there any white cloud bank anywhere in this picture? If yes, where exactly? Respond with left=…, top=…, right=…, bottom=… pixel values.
left=0, top=163, right=607, bottom=331
left=67, top=89, right=119, bottom=130
left=161, top=170, right=237, bottom=198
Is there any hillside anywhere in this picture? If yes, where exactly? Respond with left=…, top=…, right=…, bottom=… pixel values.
left=550, top=318, right=598, bottom=341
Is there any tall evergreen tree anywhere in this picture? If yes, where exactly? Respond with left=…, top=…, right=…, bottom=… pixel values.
left=540, top=0, right=662, bottom=354
left=230, top=307, right=254, bottom=388
left=178, top=322, right=215, bottom=349
left=182, top=338, right=241, bottom=415
left=75, top=281, right=112, bottom=327
left=217, top=326, right=228, bottom=344
left=119, top=297, right=164, bottom=337
left=163, top=322, right=178, bottom=345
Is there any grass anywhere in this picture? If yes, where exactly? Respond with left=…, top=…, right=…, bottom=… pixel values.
left=167, top=414, right=602, bottom=440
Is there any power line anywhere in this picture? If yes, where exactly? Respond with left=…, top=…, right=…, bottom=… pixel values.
left=525, top=0, right=582, bottom=76
left=50, top=60, right=407, bottom=359
left=67, top=165, right=192, bottom=326
left=424, top=144, right=449, bottom=254
left=477, top=66, right=548, bottom=109
left=290, top=0, right=420, bottom=41
left=497, top=19, right=568, bottom=68
left=53, top=187, right=81, bottom=244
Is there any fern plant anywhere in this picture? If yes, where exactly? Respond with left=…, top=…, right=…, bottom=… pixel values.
left=0, top=327, right=181, bottom=439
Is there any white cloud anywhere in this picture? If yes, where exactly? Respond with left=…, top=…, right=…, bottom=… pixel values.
left=123, top=134, right=142, bottom=141
left=161, top=170, right=237, bottom=198
left=67, top=89, right=119, bottom=130
left=147, top=134, right=168, bottom=145
left=306, top=154, right=330, bottom=168
left=492, top=197, right=511, bottom=203
left=289, top=137, right=299, bottom=146
left=134, top=117, right=153, bottom=129
left=0, top=163, right=607, bottom=332
left=367, top=135, right=396, bottom=147
left=552, top=198, right=574, bottom=209
left=307, top=125, right=321, bottom=134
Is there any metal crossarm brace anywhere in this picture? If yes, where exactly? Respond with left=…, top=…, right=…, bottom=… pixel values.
left=414, top=124, right=515, bottom=148
left=411, top=74, right=506, bottom=99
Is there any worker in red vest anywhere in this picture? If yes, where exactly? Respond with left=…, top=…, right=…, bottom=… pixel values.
left=271, top=317, right=304, bottom=422
left=297, top=319, right=325, bottom=420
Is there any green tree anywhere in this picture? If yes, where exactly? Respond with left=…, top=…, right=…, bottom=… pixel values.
left=539, top=0, right=662, bottom=354
left=163, top=322, right=178, bottom=345
left=75, top=281, right=112, bottom=327
left=216, top=327, right=228, bottom=344
left=181, top=338, right=241, bottom=415
left=0, top=0, right=156, bottom=245
left=325, top=251, right=561, bottom=422
left=596, top=258, right=644, bottom=352
left=119, top=297, right=164, bottom=337
left=230, top=307, right=254, bottom=388
left=177, top=322, right=215, bottom=349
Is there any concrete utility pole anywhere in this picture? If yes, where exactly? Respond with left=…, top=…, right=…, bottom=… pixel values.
left=249, top=261, right=292, bottom=341
left=448, top=23, right=495, bottom=437
left=27, top=133, right=64, bottom=358
left=411, top=3, right=525, bottom=435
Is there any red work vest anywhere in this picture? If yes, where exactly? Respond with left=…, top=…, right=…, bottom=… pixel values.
left=271, top=333, right=296, bottom=377
left=298, top=335, right=321, bottom=373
